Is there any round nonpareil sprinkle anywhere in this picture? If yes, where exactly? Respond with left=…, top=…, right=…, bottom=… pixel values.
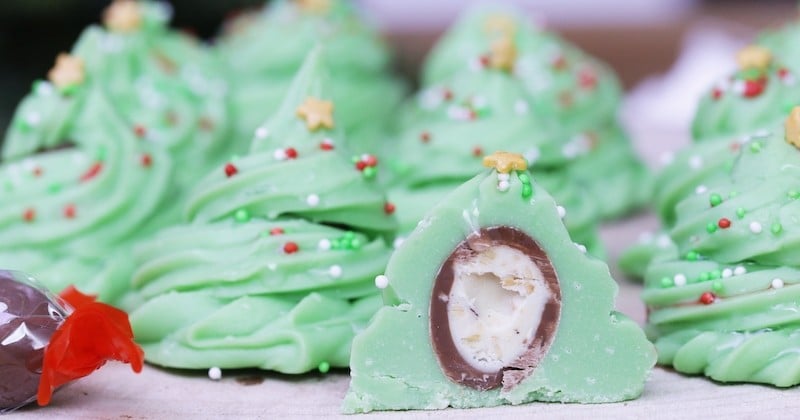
left=375, top=275, right=389, bottom=289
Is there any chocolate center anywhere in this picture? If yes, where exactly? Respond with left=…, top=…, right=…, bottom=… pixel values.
left=429, top=226, right=561, bottom=391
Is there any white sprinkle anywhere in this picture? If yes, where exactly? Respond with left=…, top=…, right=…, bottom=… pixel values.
left=321, top=137, right=333, bottom=147
left=318, top=239, right=331, bottom=251
left=35, top=81, right=54, bottom=96
left=306, top=194, right=320, bottom=206
left=557, top=206, right=566, bottom=219
left=574, top=243, right=587, bottom=253
left=393, top=237, right=405, bottom=249
left=749, top=222, right=762, bottom=234
left=772, top=278, right=785, bottom=289
left=524, top=147, right=540, bottom=164
left=255, top=126, right=270, bottom=139
left=329, top=265, right=342, bottom=278
left=732, top=79, right=746, bottom=95
left=375, top=275, right=389, bottom=289
left=638, top=231, right=654, bottom=243
left=273, top=148, right=287, bottom=161
left=753, top=129, right=771, bottom=138
left=695, top=185, right=707, bottom=195
left=673, top=274, right=687, bottom=287
left=688, top=155, right=703, bottom=169
left=733, top=266, right=747, bottom=276
left=26, top=112, right=41, bottom=126
left=656, top=235, right=672, bottom=248
left=497, top=173, right=510, bottom=182
left=208, top=367, right=222, bottom=381
left=497, top=180, right=510, bottom=192
left=267, top=263, right=277, bottom=271
left=722, top=268, right=733, bottom=278
left=514, top=100, right=529, bottom=115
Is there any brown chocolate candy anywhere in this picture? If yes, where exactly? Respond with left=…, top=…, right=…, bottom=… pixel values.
left=429, top=226, right=561, bottom=391
left=0, top=271, right=66, bottom=410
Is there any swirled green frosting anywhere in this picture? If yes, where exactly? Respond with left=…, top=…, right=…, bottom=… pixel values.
left=217, top=0, right=404, bottom=154
left=759, top=19, right=800, bottom=77
left=385, top=60, right=603, bottom=255
left=0, top=73, right=172, bottom=303
left=418, top=4, right=647, bottom=220
left=620, top=54, right=800, bottom=279
left=644, top=126, right=800, bottom=386
left=125, top=48, right=397, bottom=373
left=691, top=60, right=800, bottom=140
left=72, top=1, right=232, bottom=190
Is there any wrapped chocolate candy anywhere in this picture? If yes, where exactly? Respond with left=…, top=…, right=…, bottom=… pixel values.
left=0, top=270, right=143, bottom=412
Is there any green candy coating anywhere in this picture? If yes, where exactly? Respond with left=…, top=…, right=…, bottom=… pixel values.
left=344, top=166, right=654, bottom=412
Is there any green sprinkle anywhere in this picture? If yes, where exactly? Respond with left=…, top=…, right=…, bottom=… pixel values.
left=685, top=251, right=699, bottom=261
left=350, top=238, right=361, bottom=250
left=318, top=361, right=330, bottom=373
left=362, top=166, right=376, bottom=179
left=15, top=118, right=31, bottom=133
left=660, top=277, right=673, bottom=288
left=698, top=272, right=710, bottom=282
left=351, top=156, right=360, bottom=164
left=709, top=269, right=721, bottom=280
left=344, top=231, right=356, bottom=240
left=96, top=146, right=107, bottom=161
left=709, top=193, right=722, bottom=207
left=521, top=184, right=532, bottom=198
left=47, top=183, right=62, bottom=194
left=749, top=142, right=762, bottom=153
left=706, top=222, right=718, bottom=233
left=234, top=209, right=251, bottom=223
left=729, top=191, right=738, bottom=198
left=740, top=68, right=763, bottom=80
left=518, top=172, right=530, bottom=183
left=735, top=207, right=746, bottom=219
left=711, top=281, right=724, bottom=293
left=331, top=238, right=342, bottom=250
left=771, top=223, right=783, bottom=235
left=789, top=190, right=800, bottom=200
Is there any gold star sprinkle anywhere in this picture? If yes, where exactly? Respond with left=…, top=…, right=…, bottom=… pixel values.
left=483, top=151, right=527, bottom=173
left=483, top=14, right=516, bottom=37
left=103, top=0, right=142, bottom=33
left=296, top=97, right=335, bottom=131
left=736, top=46, right=772, bottom=72
left=295, top=0, right=331, bottom=14
left=489, top=35, right=517, bottom=72
left=48, top=53, right=85, bottom=91
left=785, top=107, right=800, bottom=149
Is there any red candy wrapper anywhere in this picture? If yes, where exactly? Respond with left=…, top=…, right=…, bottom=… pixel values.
left=0, top=270, right=143, bottom=412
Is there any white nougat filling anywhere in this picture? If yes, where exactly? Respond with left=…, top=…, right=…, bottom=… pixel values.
left=447, top=244, right=551, bottom=372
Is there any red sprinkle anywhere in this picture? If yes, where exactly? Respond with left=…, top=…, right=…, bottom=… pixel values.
left=478, top=55, right=490, bottom=67
left=285, top=147, right=298, bottom=159
left=742, top=79, right=766, bottom=98
left=140, top=154, right=152, bottom=167
left=779, top=68, right=790, bottom=78
left=472, top=146, right=483, bottom=157
left=699, top=292, right=716, bottom=305
left=364, top=155, right=378, bottom=167
left=355, top=161, right=367, bottom=171
left=578, top=69, right=597, bottom=90
left=442, top=88, right=453, bottom=101
left=283, top=242, right=299, bottom=254
left=269, top=227, right=284, bottom=236
left=134, top=125, right=147, bottom=138
left=552, top=56, right=567, bottom=71
left=712, top=87, right=723, bottom=100
left=64, top=204, right=76, bottom=219
left=23, top=208, right=35, bottom=222
left=320, top=140, right=334, bottom=151
left=33, top=167, right=43, bottom=177
left=80, top=162, right=103, bottom=182
left=420, top=131, right=431, bottom=143
left=718, top=218, right=731, bottom=229
left=224, top=163, right=238, bottom=178
left=384, top=202, right=396, bottom=215
left=199, top=116, right=214, bottom=131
